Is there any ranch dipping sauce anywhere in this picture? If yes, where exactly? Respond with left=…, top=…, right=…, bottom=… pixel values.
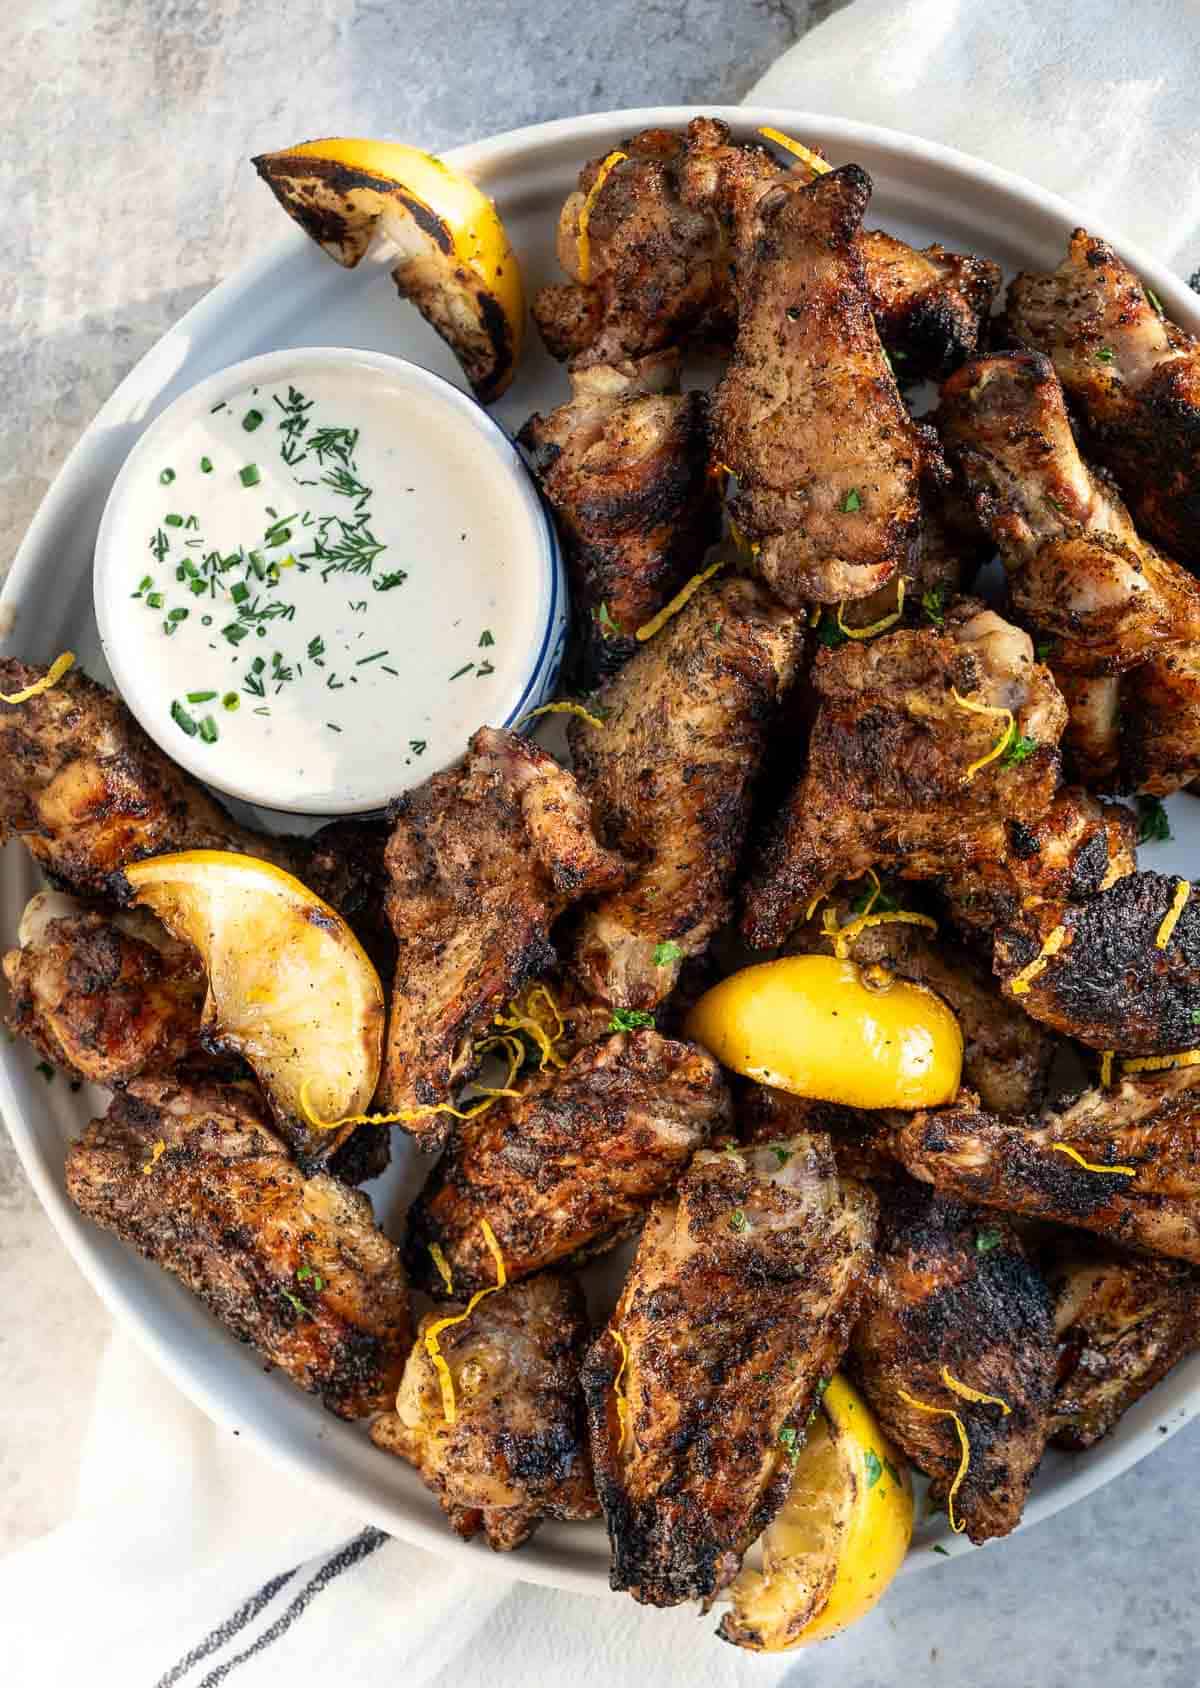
left=95, top=350, right=559, bottom=814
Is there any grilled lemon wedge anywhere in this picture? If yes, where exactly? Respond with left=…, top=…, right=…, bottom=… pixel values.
left=253, top=137, right=524, bottom=402
left=122, top=851, right=384, bottom=1135
left=720, top=1375, right=913, bottom=1651
left=686, top=953, right=962, bottom=1109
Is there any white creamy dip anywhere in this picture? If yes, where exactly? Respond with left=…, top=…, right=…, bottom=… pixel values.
left=95, top=351, right=556, bottom=814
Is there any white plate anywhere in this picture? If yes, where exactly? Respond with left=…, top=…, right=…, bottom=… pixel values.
left=3, top=106, right=1199, bottom=1598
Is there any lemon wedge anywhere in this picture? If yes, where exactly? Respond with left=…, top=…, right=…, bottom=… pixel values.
left=253, top=137, right=524, bottom=402
left=720, top=1375, right=913, bottom=1651
left=686, top=953, right=962, bottom=1110
left=122, top=851, right=384, bottom=1143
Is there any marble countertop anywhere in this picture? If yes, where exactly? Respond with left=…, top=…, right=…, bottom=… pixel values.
left=2, top=0, right=1198, bottom=1679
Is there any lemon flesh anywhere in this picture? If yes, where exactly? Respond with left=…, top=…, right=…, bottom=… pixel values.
left=253, top=137, right=524, bottom=403
left=122, top=851, right=384, bottom=1142
left=686, top=953, right=963, bottom=1109
left=721, top=1374, right=914, bottom=1651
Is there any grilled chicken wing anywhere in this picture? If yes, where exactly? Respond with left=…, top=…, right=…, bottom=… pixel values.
left=65, top=1075, right=410, bottom=1417
left=567, top=577, right=802, bottom=1008
left=742, top=604, right=1067, bottom=948
left=1046, top=1238, right=1200, bottom=1448
left=992, top=869, right=1200, bottom=1053
left=786, top=893, right=1056, bottom=1115
left=518, top=352, right=720, bottom=686
left=713, top=166, right=939, bottom=607
left=303, top=815, right=397, bottom=981
left=370, top=1271, right=598, bottom=1550
left=1122, top=645, right=1200, bottom=796
left=939, top=351, right=1200, bottom=790
left=737, top=1083, right=901, bottom=1186
left=892, top=1065, right=1200, bottom=1266
left=4, top=891, right=204, bottom=1084
left=859, top=229, right=1000, bottom=381
left=851, top=1187, right=1054, bottom=1542
left=405, top=1030, right=729, bottom=1296
left=379, top=727, right=628, bottom=1145
left=581, top=1135, right=877, bottom=1607
left=0, top=659, right=297, bottom=896
left=1007, top=229, right=1200, bottom=570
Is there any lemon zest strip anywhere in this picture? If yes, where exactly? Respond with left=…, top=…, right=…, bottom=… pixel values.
left=424, top=1219, right=507, bottom=1426
left=0, top=651, right=75, bottom=705
left=1050, top=1142, right=1136, bottom=1177
left=896, top=1387, right=970, bottom=1535
left=577, top=151, right=627, bottom=283
left=1155, top=880, right=1190, bottom=950
left=825, top=908, right=938, bottom=962
left=1121, top=1049, right=1200, bottom=1075
left=611, top=1328, right=631, bottom=1453
left=1007, top=924, right=1069, bottom=997
left=493, top=984, right=567, bottom=1070
left=1100, top=1050, right=1114, bottom=1088
left=837, top=577, right=906, bottom=641
left=636, top=558, right=728, bottom=642
left=939, top=1367, right=1011, bottom=1416
left=950, top=688, right=1016, bottom=783
left=516, top=700, right=606, bottom=731
left=757, top=126, right=831, bottom=177
left=429, top=1243, right=455, bottom=1295
left=299, top=1040, right=523, bottom=1134
left=142, top=1139, right=166, bottom=1176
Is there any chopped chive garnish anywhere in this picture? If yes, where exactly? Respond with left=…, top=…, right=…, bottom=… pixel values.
left=187, top=690, right=217, bottom=703
left=210, top=401, right=227, bottom=413
left=479, top=629, right=495, bottom=647
left=326, top=721, right=342, bottom=732
left=146, top=592, right=165, bottom=610
left=476, top=659, right=495, bottom=678
left=188, top=578, right=208, bottom=596
left=159, top=468, right=176, bottom=484
left=372, top=569, right=407, bottom=592
left=164, top=513, right=184, bottom=528
left=222, top=623, right=249, bottom=645
left=201, top=615, right=213, bottom=626
left=200, top=456, right=213, bottom=474
left=167, top=607, right=189, bottom=622
left=170, top=700, right=198, bottom=736
left=242, top=408, right=264, bottom=432
left=133, top=574, right=153, bottom=597
left=230, top=582, right=250, bottom=604
left=239, top=464, right=261, bottom=487
left=449, top=662, right=474, bottom=680
left=355, top=649, right=388, bottom=666
left=35, top=1061, right=55, bottom=1081
left=409, top=739, right=427, bottom=755
left=222, top=691, right=239, bottom=711
left=247, top=550, right=267, bottom=578
left=198, top=715, right=219, bottom=744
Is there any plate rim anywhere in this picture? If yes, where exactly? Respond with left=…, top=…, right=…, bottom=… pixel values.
left=4, top=102, right=1199, bottom=1598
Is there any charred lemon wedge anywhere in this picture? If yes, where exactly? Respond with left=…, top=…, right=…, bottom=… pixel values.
left=720, top=1374, right=913, bottom=1651
left=122, top=851, right=384, bottom=1134
left=253, top=137, right=524, bottom=403
left=686, top=953, right=962, bottom=1109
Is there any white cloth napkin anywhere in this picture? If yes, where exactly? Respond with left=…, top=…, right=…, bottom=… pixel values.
left=5, top=3, right=1200, bottom=1683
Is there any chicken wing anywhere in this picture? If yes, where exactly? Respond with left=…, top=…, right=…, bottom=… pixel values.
left=892, top=1064, right=1200, bottom=1266
left=567, top=577, right=802, bottom=1008
left=713, top=166, right=939, bottom=606
left=0, top=659, right=297, bottom=896
left=1007, top=229, right=1200, bottom=570
left=858, top=228, right=1000, bottom=381
left=379, top=727, right=628, bottom=1145
left=581, top=1135, right=877, bottom=1606
left=1046, top=1238, right=1200, bottom=1448
left=404, top=1030, right=729, bottom=1296
left=370, top=1271, right=598, bottom=1550
left=850, top=1186, right=1054, bottom=1542
left=517, top=352, right=720, bottom=686
left=65, top=1074, right=411, bottom=1417
left=742, top=604, right=1067, bottom=949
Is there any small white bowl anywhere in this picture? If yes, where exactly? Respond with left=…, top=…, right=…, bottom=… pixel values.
left=94, top=347, right=567, bottom=815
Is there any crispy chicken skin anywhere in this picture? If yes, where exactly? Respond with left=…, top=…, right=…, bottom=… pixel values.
left=939, top=351, right=1200, bottom=791
left=517, top=352, right=720, bottom=686
left=1007, top=229, right=1200, bottom=570
left=1046, top=1239, right=1200, bottom=1449
left=786, top=894, right=1056, bottom=1115
left=536, top=120, right=998, bottom=382
left=4, top=892, right=203, bottom=1085
left=1122, top=645, right=1200, bottom=797
left=737, top=1083, right=901, bottom=1186
left=0, top=660, right=297, bottom=896
left=991, top=869, right=1200, bottom=1053
left=581, top=1136, right=877, bottom=1607
left=404, top=1030, right=729, bottom=1296
left=850, top=1187, right=1055, bottom=1542
left=892, top=1065, right=1200, bottom=1266
left=65, top=1076, right=411, bottom=1417
left=379, top=727, right=628, bottom=1145
left=713, top=166, right=938, bottom=607
left=567, top=577, right=802, bottom=1008
left=303, top=815, right=397, bottom=981
left=370, top=1272, right=598, bottom=1550
left=742, top=604, right=1067, bottom=949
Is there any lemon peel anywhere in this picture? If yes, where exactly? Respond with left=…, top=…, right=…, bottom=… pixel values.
left=757, top=127, right=831, bottom=177
left=895, top=1387, right=971, bottom=1534
left=950, top=688, right=1016, bottom=782
left=1121, top=1049, right=1200, bottom=1075
left=1100, top=1050, right=1114, bottom=1088
left=424, top=1219, right=507, bottom=1425
left=429, top=1243, right=455, bottom=1295
left=837, top=578, right=906, bottom=642
left=1155, top=880, right=1190, bottom=949
left=821, top=905, right=938, bottom=962
left=516, top=700, right=607, bottom=731
left=939, top=1367, right=1011, bottom=1416
left=635, top=557, right=728, bottom=641
left=298, top=1038, right=523, bottom=1134
left=1008, top=924, right=1069, bottom=996
left=1049, top=1142, right=1136, bottom=1176
left=142, top=1139, right=166, bottom=1176
left=0, top=651, right=75, bottom=704
left=493, top=983, right=568, bottom=1070
left=577, top=151, right=627, bottom=282
left=611, top=1328, right=631, bottom=1452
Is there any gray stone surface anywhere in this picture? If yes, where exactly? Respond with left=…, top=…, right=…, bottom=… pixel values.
left=2, top=0, right=1198, bottom=1678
